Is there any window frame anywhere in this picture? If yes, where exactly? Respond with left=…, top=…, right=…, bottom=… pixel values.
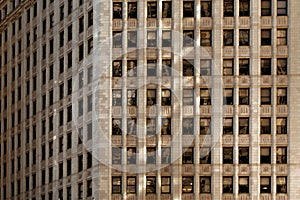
left=239, top=147, right=249, bottom=164
left=112, top=176, right=122, bottom=194
left=161, top=176, right=171, bottom=194
left=127, top=176, right=137, bottom=194
left=182, top=176, right=194, bottom=193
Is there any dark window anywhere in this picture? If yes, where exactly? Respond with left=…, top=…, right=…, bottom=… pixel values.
left=261, top=58, right=271, bottom=75
left=260, top=147, right=271, bottom=164
left=223, top=176, right=233, bottom=193
left=277, top=88, right=287, bottom=105
left=161, top=118, right=171, bottom=135
left=147, top=2, right=157, bottom=18
left=201, top=0, right=212, bottom=17
left=112, top=177, right=122, bottom=194
left=79, top=43, right=84, bottom=61
left=239, top=177, right=249, bottom=193
left=200, top=176, right=211, bottom=193
left=146, top=177, right=156, bottom=193
left=162, top=2, right=172, bottom=18
left=223, top=147, right=233, bottom=164
left=239, top=59, right=250, bottom=75
left=200, top=88, right=211, bottom=105
left=182, top=177, right=194, bottom=193
left=239, top=147, right=249, bottom=164
left=261, top=118, right=271, bottom=134
left=112, top=118, right=122, bottom=135
left=239, top=0, right=250, bottom=16
left=147, top=147, right=156, bottom=164
left=182, top=147, right=194, bottom=164
left=112, top=147, right=122, bottom=164
left=277, top=29, right=287, bottom=45
left=128, top=2, right=137, bottom=18
left=223, top=118, right=233, bottom=135
left=224, top=0, right=234, bottom=16
left=261, top=29, right=272, bottom=45
left=161, top=89, right=171, bottom=106
left=277, top=177, right=287, bottom=193
left=68, top=0, right=72, bottom=14
left=261, top=0, right=271, bottom=16
left=183, top=1, right=194, bottom=17
left=223, top=30, right=234, bottom=46
left=261, top=88, right=271, bottom=105
left=60, top=5, right=64, bottom=20
left=223, top=59, right=234, bottom=76
left=68, top=24, right=72, bottom=41
left=239, top=29, right=250, bottom=46
left=224, top=88, right=233, bottom=105
left=239, top=88, right=249, bottom=105
left=260, top=177, right=271, bottom=193
left=183, top=59, right=194, bottom=76
left=200, top=118, right=211, bottom=135
left=277, top=0, right=287, bottom=16
left=88, top=9, right=93, bottom=27
left=112, top=60, right=122, bottom=77
left=79, top=16, right=84, bottom=33
left=182, top=118, right=194, bottom=135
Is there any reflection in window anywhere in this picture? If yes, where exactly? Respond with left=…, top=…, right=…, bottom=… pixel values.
left=162, top=59, right=172, bottom=76
left=183, top=59, right=194, bottom=76
left=261, top=118, right=271, bottom=134
left=112, top=60, right=122, bottom=77
left=128, top=2, right=137, bottom=18
left=239, top=59, right=249, bottom=75
left=277, top=88, right=287, bottom=105
left=223, top=118, right=233, bottom=135
left=127, top=60, right=137, bottom=77
left=162, top=31, right=172, bottom=47
left=147, top=147, right=156, bottom=164
left=223, top=147, right=233, bottom=164
left=261, top=88, right=271, bottom=105
left=147, top=2, right=157, bottom=18
left=161, top=89, right=171, bottom=106
left=183, top=1, right=194, bottom=17
left=200, top=148, right=211, bottom=164
left=113, top=31, right=122, bottom=48
left=182, top=176, right=194, bottom=193
left=147, top=118, right=156, bottom=135
left=201, top=0, right=212, bottom=17
left=277, top=177, right=287, bottom=193
left=162, top=2, right=172, bottom=18
left=277, top=29, right=287, bottom=45
left=261, top=58, right=271, bottom=75
left=277, top=58, right=287, bottom=75
left=223, top=30, right=234, bottom=46
left=200, top=30, right=212, bottom=46
left=239, top=177, right=249, bottom=193
left=239, top=0, right=250, bottom=16
left=261, top=0, right=271, bottom=16
left=277, top=0, right=287, bottom=16
left=161, top=176, right=171, bottom=194
left=128, top=31, right=137, bottom=48
left=146, top=177, right=156, bottom=193
left=260, top=176, right=271, bottom=193
left=239, top=118, right=249, bottom=134
left=161, top=118, right=171, bottom=135
left=147, top=89, right=156, bottom=105
left=200, top=176, right=211, bottom=193
left=147, top=31, right=157, bottom=47
left=276, top=147, right=287, bottom=164
left=200, top=59, right=211, bottom=76
left=112, top=147, right=121, bottom=164
left=224, top=88, right=233, bottom=105
left=276, top=118, right=287, bottom=134
left=239, top=88, right=249, bottom=105
left=260, top=147, right=271, bottom=164
left=182, top=118, right=194, bottom=135
left=239, top=29, right=250, bottom=46
left=200, top=88, right=211, bottom=105
left=113, top=3, right=122, bottom=19
left=223, top=59, right=234, bottom=76
left=147, top=60, right=157, bottom=76
left=224, top=0, right=234, bottom=16
left=161, top=147, right=171, bottom=164
left=182, top=147, right=194, bottom=164
left=112, top=89, right=122, bottom=106
left=112, top=177, right=122, bottom=194
left=183, top=30, right=194, bottom=47
left=223, top=176, right=233, bottom=193
left=127, top=147, right=136, bottom=164
left=127, top=177, right=136, bottom=194
left=239, top=147, right=249, bottom=164
left=127, top=89, right=137, bottom=106
left=127, top=118, right=136, bottom=135
left=200, top=118, right=211, bottom=135
left=112, top=118, right=122, bottom=135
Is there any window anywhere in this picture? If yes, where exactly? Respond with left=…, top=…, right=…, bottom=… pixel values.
left=200, top=59, right=211, bottom=76
left=224, top=88, right=234, bottom=105
left=199, top=177, right=211, bottom=193
left=127, top=60, right=137, bottom=77
left=112, top=60, right=122, bottom=77
left=78, top=182, right=83, bottom=199
left=88, top=66, right=93, bottom=84
left=127, top=89, right=137, bottom=106
left=277, top=29, right=287, bottom=45
left=127, top=147, right=136, bottom=164
left=223, top=147, right=233, bottom=164
left=277, top=118, right=287, bottom=134
left=200, top=148, right=211, bottom=164
left=162, top=30, right=171, bottom=47
left=128, top=31, right=137, bottom=48
left=60, top=5, right=64, bottom=20
left=183, top=1, right=194, bottom=17
left=182, top=177, right=194, bottom=193
left=239, top=147, right=249, bottom=164
left=147, top=89, right=156, bottom=105
left=261, top=0, right=271, bottom=16
left=112, top=118, right=122, bottom=135
left=239, top=0, right=250, bottom=16
left=261, top=88, right=271, bottom=105
left=68, top=24, right=72, bottom=41
left=183, top=30, right=194, bottom=47
left=60, top=31, right=64, bottom=47
left=182, top=147, right=194, bottom=164
left=223, top=177, right=233, bottom=193
left=147, top=60, right=157, bottom=76
left=127, top=177, right=136, bottom=194
left=224, top=0, right=234, bottom=16
left=223, top=30, right=234, bottom=46
left=113, top=2, right=122, bottom=19
left=161, top=89, right=171, bottom=105
left=147, top=147, right=156, bottom=164
left=277, top=0, right=287, bottom=16
left=182, top=118, right=194, bottom=135
left=277, top=146, right=288, bottom=164
left=79, top=43, right=84, bottom=61
left=260, top=147, right=271, bottom=164
left=277, top=88, right=287, bottom=105
left=239, top=88, right=249, bottom=105
left=147, top=118, right=156, bottom=135
left=78, top=99, right=83, bottom=116
left=239, top=59, right=250, bottom=75
left=147, top=2, right=157, bottom=18
left=128, top=2, right=137, bottom=18
left=183, top=59, right=194, bottom=76
left=146, top=177, right=156, bottom=193
left=161, top=147, right=171, bottom=164
left=223, top=118, right=233, bottom=135
left=200, top=30, right=212, bottom=46
left=183, top=89, right=194, bottom=105
left=88, top=37, right=93, bottom=54
left=261, top=118, right=271, bottom=134
left=127, top=118, right=136, bottom=135
left=277, top=177, right=287, bottom=193
left=79, top=16, right=84, bottom=33
left=261, top=29, right=272, bottom=45
left=112, top=89, right=122, bottom=106
left=277, top=58, right=287, bottom=75
left=162, top=59, right=172, bottom=76
left=112, top=147, right=122, bottom=164
left=239, top=118, right=249, bottom=135
left=201, top=0, right=212, bottom=17
left=223, top=59, right=234, bottom=76
left=87, top=94, right=93, bottom=112
left=239, top=177, right=249, bottom=193
left=161, top=176, right=171, bottom=194
left=200, top=118, right=211, bottom=135
left=68, top=51, right=72, bottom=68
left=50, top=13, right=54, bottom=29
left=112, top=177, right=122, bottom=194
left=261, top=58, right=271, bottom=75
left=239, top=29, right=250, bottom=46
left=147, top=31, right=157, bottom=47
left=260, top=177, right=271, bottom=193
left=88, top=9, right=93, bottom=27
left=113, top=31, right=122, bottom=48
left=162, top=2, right=172, bottom=18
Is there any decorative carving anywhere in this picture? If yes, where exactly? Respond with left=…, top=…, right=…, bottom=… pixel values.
left=260, top=135, right=272, bottom=145
left=183, top=106, right=194, bottom=116
left=113, top=19, right=122, bottom=29
left=223, top=105, right=234, bottom=115
left=261, top=17, right=272, bottom=27
left=260, top=105, right=272, bottom=115
left=277, top=16, right=288, bottom=27
left=239, top=106, right=250, bottom=115
left=277, top=46, right=288, bottom=56
left=276, top=135, right=288, bottom=145
left=261, top=46, right=272, bottom=57
left=200, top=18, right=212, bottom=28
left=223, top=17, right=235, bottom=27
left=183, top=18, right=194, bottom=28
left=223, top=164, right=234, bottom=174
left=223, top=135, right=234, bottom=145
left=239, top=17, right=250, bottom=27
left=200, top=164, right=211, bottom=174
left=260, top=164, right=272, bottom=175
left=277, top=105, right=288, bottom=115
left=239, top=46, right=250, bottom=57
left=161, top=106, right=172, bottom=116
left=147, top=19, right=157, bottom=28
left=200, top=106, right=211, bottom=115
left=162, top=18, right=172, bottom=28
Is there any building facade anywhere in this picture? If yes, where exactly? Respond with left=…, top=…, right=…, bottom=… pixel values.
left=0, top=0, right=300, bottom=200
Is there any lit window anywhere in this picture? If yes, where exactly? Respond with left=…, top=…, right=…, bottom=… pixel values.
left=162, top=2, right=172, bottom=18
left=261, top=58, right=271, bottom=75
left=200, top=148, right=211, bottom=164
left=200, top=30, right=212, bottom=46
left=239, top=88, right=249, bottom=105
left=277, top=29, right=287, bottom=45
left=183, top=1, right=194, bottom=17
left=161, top=176, right=171, bottom=194
left=183, top=30, right=194, bottom=47
left=127, top=118, right=136, bottom=135
left=127, top=60, right=137, bottom=76
left=127, top=177, right=136, bottom=194
left=201, top=0, right=212, bottom=17
left=223, top=147, right=233, bottom=164
left=162, top=30, right=171, bottom=47
left=239, top=59, right=250, bottom=75
left=200, top=176, right=211, bottom=193
left=113, top=2, right=122, bottom=19
left=277, top=177, right=287, bottom=193
left=239, top=0, right=250, bottom=16
left=223, top=176, right=233, bottom=193
left=147, top=31, right=157, bottom=47
left=112, top=147, right=122, bottom=164
left=239, top=177, right=249, bottom=193
left=261, top=0, right=271, bottom=16
left=223, top=30, right=234, bottom=46
left=147, top=60, right=157, bottom=76
left=239, top=147, right=249, bottom=164
left=260, top=176, right=271, bottom=193
left=276, top=118, right=287, bottom=134
left=277, top=58, right=287, bottom=75
left=112, top=177, right=122, bottom=194
left=162, top=59, right=172, bottom=76
left=261, top=88, right=271, bottom=105
left=223, top=118, right=233, bottom=135
left=127, top=89, right=137, bottom=106
left=161, top=118, right=171, bottom=135
left=200, top=118, right=211, bottom=135
left=146, top=177, right=156, bottom=193
left=128, top=31, right=137, bottom=48
left=182, top=147, right=194, bottom=164
left=261, top=29, right=272, bottom=45
left=127, top=147, right=136, bottom=164
left=239, top=29, right=250, bottom=46
left=112, top=118, right=122, bottom=135
left=276, top=147, right=287, bottom=164
left=161, top=147, right=171, bottom=164
left=147, top=118, right=156, bottom=135
left=261, top=118, right=271, bottom=134
left=182, top=176, right=194, bottom=193
left=277, top=0, right=287, bottom=16
left=147, top=2, right=157, bottom=18
left=147, top=147, right=156, bottom=164
left=128, top=2, right=137, bottom=18
left=277, top=88, right=287, bottom=105
left=161, top=89, right=171, bottom=106
left=183, top=59, right=194, bottom=76
left=182, top=118, right=194, bottom=135
left=260, top=147, right=271, bottom=164
left=112, top=89, right=122, bottom=106
left=224, top=0, right=234, bottom=16
left=224, top=88, right=234, bottom=105
left=223, top=59, right=234, bottom=76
